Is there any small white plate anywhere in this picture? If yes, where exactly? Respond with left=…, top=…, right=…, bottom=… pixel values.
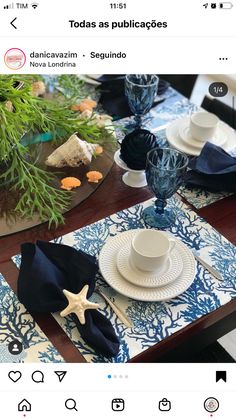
left=116, top=240, right=183, bottom=288
left=98, top=229, right=196, bottom=302
left=166, top=117, right=236, bottom=156
left=178, top=117, right=227, bottom=149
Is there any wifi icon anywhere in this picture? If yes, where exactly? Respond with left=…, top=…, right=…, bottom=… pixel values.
left=31, top=2, right=38, bottom=8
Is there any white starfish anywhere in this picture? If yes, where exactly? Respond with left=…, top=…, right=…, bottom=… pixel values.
left=60, top=285, right=99, bottom=325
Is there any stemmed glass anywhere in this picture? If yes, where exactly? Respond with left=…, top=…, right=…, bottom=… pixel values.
left=142, top=147, right=189, bottom=228
left=125, top=75, right=159, bottom=127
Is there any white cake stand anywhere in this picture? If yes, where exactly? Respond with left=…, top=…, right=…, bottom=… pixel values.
left=114, top=150, right=147, bottom=188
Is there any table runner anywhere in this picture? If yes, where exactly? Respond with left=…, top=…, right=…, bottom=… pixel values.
left=12, top=196, right=236, bottom=363
left=0, top=273, right=64, bottom=363
left=118, top=88, right=233, bottom=209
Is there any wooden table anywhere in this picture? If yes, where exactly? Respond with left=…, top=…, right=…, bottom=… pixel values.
left=0, top=163, right=236, bottom=362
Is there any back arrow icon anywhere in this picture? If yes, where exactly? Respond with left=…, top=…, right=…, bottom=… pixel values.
left=10, top=17, right=17, bottom=29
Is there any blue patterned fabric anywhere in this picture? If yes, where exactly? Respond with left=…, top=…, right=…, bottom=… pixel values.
left=12, top=196, right=236, bottom=363
left=119, top=88, right=198, bottom=131
left=186, top=142, right=236, bottom=192
left=17, top=241, right=120, bottom=357
left=0, top=274, right=64, bottom=363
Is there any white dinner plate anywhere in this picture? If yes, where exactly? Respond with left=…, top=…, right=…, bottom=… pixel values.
left=98, top=229, right=196, bottom=302
left=166, top=117, right=236, bottom=156
left=178, top=117, right=227, bottom=149
left=116, top=238, right=183, bottom=288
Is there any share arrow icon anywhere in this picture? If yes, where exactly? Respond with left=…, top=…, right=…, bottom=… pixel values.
left=54, top=371, right=67, bottom=382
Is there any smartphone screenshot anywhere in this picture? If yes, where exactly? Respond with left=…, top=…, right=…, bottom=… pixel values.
left=0, top=0, right=235, bottom=417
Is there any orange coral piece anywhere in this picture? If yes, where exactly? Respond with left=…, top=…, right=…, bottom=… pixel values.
left=86, top=171, right=103, bottom=183
left=70, top=104, right=81, bottom=111
left=71, top=98, right=97, bottom=113
left=95, top=146, right=103, bottom=155
left=83, top=99, right=97, bottom=108
left=77, top=103, right=94, bottom=113
left=61, top=177, right=81, bottom=191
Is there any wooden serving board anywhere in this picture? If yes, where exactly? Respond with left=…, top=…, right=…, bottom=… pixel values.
left=0, top=142, right=115, bottom=237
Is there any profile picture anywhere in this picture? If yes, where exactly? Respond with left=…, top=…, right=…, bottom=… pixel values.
left=4, top=48, right=26, bottom=70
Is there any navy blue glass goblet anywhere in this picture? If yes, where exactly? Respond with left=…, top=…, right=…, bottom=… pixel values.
left=125, top=75, right=159, bottom=127
left=142, top=147, right=189, bottom=228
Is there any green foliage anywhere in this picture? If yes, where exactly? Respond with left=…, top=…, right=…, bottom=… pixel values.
left=0, top=75, right=115, bottom=227
left=4, top=151, right=70, bottom=228
left=56, top=75, right=84, bottom=101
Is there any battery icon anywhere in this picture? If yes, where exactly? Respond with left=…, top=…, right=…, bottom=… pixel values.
left=219, top=2, right=233, bottom=8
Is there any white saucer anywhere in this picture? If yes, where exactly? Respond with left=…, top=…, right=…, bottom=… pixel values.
left=98, top=229, right=196, bottom=302
left=166, top=117, right=236, bottom=156
left=178, top=117, right=227, bottom=150
left=116, top=240, right=183, bottom=288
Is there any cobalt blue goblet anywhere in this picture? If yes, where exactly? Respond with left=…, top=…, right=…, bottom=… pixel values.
left=142, top=147, right=189, bottom=228
left=125, top=74, right=159, bottom=127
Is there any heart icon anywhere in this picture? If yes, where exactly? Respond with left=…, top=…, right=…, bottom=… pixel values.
left=8, top=371, right=22, bottom=383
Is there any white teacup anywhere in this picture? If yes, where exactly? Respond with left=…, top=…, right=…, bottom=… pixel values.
left=190, top=111, right=219, bottom=143
left=130, top=230, right=175, bottom=272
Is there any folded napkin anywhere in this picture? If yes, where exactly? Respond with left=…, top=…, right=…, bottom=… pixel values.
left=98, top=75, right=170, bottom=119
left=185, top=142, right=236, bottom=192
left=17, top=240, right=120, bottom=357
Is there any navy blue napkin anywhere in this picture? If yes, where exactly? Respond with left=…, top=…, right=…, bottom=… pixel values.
left=17, top=240, right=120, bottom=357
left=98, top=76, right=169, bottom=119
left=185, top=142, right=236, bottom=192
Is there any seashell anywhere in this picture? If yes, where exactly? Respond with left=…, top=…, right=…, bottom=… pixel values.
left=5, top=101, right=13, bottom=112
left=79, top=111, right=113, bottom=131
left=80, top=109, right=93, bottom=119
left=86, top=171, right=103, bottom=183
left=61, top=177, right=81, bottom=191
left=93, top=114, right=113, bottom=128
left=31, top=81, right=46, bottom=97
left=95, top=146, right=103, bottom=155
left=45, top=134, right=99, bottom=168
left=82, top=111, right=112, bottom=126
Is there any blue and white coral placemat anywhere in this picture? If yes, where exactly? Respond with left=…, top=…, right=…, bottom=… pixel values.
left=0, top=273, right=64, bottom=363
left=12, top=196, right=236, bottom=363
left=118, top=89, right=233, bottom=209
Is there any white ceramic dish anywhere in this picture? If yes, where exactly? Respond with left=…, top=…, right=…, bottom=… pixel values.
left=166, top=117, right=236, bottom=156
left=189, top=111, right=219, bottom=142
left=178, top=117, right=227, bottom=149
left=116, top=239, right=183, bottom=288
left=98, top=229, right=196, bottom=302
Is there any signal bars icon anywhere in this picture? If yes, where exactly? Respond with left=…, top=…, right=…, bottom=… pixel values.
left=3, top=2, right=39, bottom=9
left=3, top=2, right=14, bottom=8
